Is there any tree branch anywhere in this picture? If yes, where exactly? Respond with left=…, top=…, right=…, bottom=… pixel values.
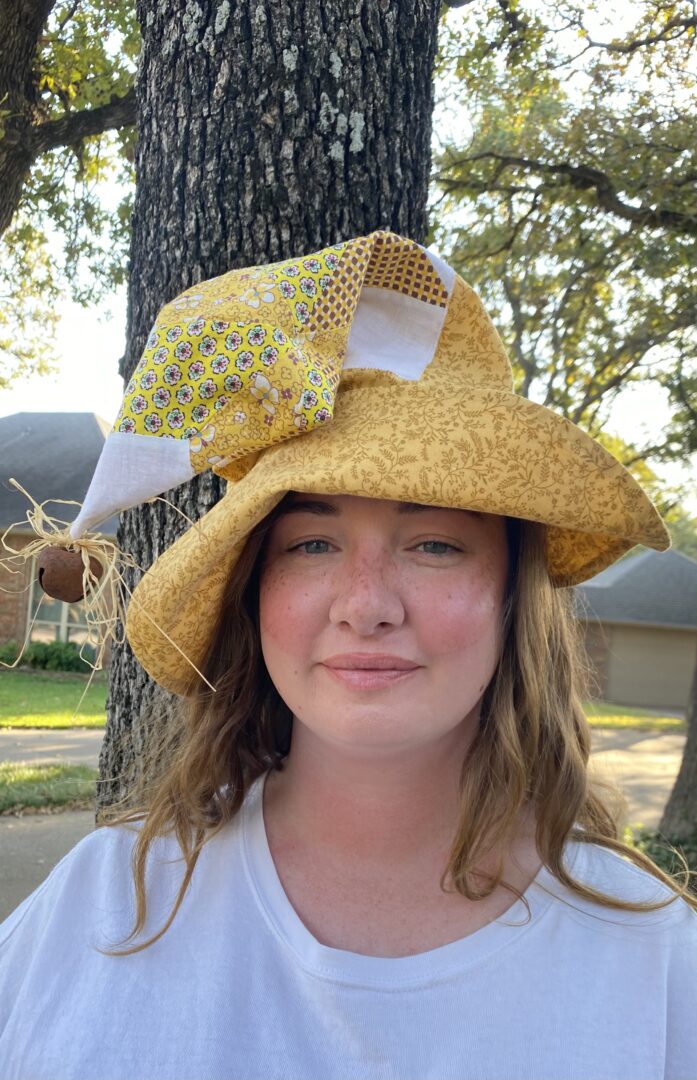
left=570, top=307, right=697, bottom=421
left=30, top=86, right=137, bottom=155
left=585, top=16, right=697, bottom=56
left=445, top=152, right=697, bottom=236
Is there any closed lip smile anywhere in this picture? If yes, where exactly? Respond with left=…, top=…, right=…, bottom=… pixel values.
left=321, top=654, right=421, bottom=670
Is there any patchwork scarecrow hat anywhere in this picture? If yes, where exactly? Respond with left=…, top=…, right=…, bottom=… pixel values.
left=9, top=230, right=669, bottom=694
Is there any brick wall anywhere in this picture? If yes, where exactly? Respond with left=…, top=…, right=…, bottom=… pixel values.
left=0, top=531, right=33, bottom=644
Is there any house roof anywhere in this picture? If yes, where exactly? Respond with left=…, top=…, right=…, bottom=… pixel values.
left=0, top=412, right=118, bottom=536
left=576, top=547, right=697, bottom=630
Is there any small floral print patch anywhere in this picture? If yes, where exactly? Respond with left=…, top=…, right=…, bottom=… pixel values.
left=199, top=379, right=216, bottom=399
left=164, top=364, right=182, bottom=385
left=144, top=413, right=163, bottom=433
left=261, top=346, right=279, bottom=366
left=140, top=370, right=157, bottom=391
left=235, top=352, right=254, bottom=371
left=247, top=325, right=266, bottom=347
left=174, top=341, right=193, bottom=361
left=167, top=408, right=185, bottom=429
left=152, top=387, right=171, bottom=409
left=224, top=374, right=242, bottom=392
left=299, top=389, right=318, bottom=409
left=176, top=384, right=194, bottom=404
left=166, top=326, right=183, bottom=343
left=191, top=404, right=209, bottom=423
left=198, top=335, right=217, bottom=356
left=188, top=360, right=205, bottom=380
left=211, top=355, right=229, bottom=374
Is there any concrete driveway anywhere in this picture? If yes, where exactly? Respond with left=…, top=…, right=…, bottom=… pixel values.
left=0, top=727, right=105, bottom=767
left=0, top=725, right=688, bottom=923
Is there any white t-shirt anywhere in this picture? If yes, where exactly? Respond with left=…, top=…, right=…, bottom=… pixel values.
left=0, top=775, right=695, bottom=1080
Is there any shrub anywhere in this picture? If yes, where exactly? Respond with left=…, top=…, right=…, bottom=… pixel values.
left=3, top=640, right=96, bottom=673
left=628, top=828, right=697, bottom=895
left=0, top=640, right=20, bottom=666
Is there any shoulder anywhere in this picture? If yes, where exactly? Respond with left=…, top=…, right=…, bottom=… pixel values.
left=546, top=837, right=697, bottom=942
left=0, top=820, right=180, bottom=954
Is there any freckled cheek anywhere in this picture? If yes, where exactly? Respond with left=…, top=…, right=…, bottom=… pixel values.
left=418, top=580, right=504, bottom=657
left=258, top=568, right=328, bottom=658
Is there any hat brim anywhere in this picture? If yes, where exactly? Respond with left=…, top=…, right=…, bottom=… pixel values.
left=126, top=382, right=669, bottom=694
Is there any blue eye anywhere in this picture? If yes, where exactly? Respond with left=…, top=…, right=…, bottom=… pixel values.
left=416, top=540, right=459, bottom=555
left=293, top=539, right=332, bottom=554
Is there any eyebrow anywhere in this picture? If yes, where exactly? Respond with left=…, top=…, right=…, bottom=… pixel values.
left=279, top=498, right=482, bottom=518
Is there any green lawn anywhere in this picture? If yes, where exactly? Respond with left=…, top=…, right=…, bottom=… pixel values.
left=584, top=700, right=686, bottom=733
left=0, top=761, right=98, bottom=814
left=0, top=670, right=107, bottom=729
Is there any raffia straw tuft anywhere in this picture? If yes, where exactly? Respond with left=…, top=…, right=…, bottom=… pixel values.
left=0, top=479, right=216, bottom=693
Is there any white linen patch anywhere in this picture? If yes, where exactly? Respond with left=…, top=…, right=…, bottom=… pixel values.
left=344, top=286, right=450, bottom=381
left=70, top=431, right=195, bottom=538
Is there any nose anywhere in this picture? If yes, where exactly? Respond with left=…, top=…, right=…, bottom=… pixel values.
left=328, top=547, right=405, bottom=635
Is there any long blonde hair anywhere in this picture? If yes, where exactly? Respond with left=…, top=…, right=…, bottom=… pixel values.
left=97, top=502, right=696, bottom=955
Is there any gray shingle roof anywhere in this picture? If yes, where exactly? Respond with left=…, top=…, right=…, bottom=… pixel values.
left=0, top=412, right=118, bottom=536
left=576, top=548, right=697, bottom=630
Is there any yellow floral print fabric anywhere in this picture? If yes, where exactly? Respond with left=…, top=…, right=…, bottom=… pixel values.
left=113, top=231, right=453, bottom=476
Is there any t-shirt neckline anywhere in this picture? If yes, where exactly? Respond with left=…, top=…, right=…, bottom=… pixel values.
left=241, top=775, right=573, bottom=988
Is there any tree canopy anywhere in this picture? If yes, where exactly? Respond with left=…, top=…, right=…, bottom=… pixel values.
left=0, top=0, right=137, bottom=388
left=431, top=0, right=697, bottom=483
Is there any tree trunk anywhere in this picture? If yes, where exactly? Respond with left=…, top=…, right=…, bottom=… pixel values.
left=659, top=655, right=697, bottom=840
left=97, top=0, right=442, bottom=809
left=0, top=0, right=56, bottom=236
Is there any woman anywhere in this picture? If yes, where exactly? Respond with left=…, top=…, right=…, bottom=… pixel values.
left=0, top=230, right=695, bottom=1080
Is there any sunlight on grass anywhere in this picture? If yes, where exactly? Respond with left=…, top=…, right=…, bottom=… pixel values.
left=0, top=671, right=106, bottom=729
left=583, top=700, right=686, bottom=733
left=0, top=762, right=98, bottom=813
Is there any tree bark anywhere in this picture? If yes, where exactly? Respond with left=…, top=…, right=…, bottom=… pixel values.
left=659, top=654, right=697, bottom=840
left=97, top=0, right=442, bottom=809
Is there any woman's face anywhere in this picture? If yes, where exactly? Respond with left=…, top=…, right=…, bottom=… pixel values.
left=259, top=494, right=509, bottom=757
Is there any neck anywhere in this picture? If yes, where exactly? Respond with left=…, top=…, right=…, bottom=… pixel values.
left=263, top=719, right=478, bottom=866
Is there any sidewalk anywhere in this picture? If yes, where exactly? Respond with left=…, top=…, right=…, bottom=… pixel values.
left=0, top=726, right=687, bottom=922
